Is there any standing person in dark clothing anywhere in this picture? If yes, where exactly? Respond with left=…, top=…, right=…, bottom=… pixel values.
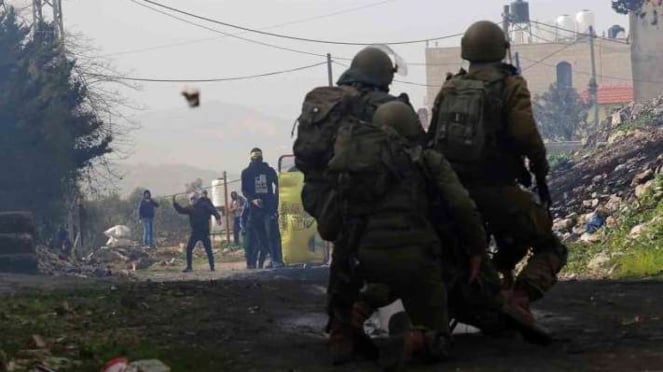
left=138, top=190, right=159, bottom=248
left=229, top=191, right=246, bottom=246
left=241, top=148, right=283, bottom=268
left=173, top=192, right=221, bottom=272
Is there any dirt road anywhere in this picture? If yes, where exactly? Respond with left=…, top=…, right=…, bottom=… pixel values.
left=1, top=267, right=662, bottom=371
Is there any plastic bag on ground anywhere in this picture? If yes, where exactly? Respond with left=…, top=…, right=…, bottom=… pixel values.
left=104, top=225, right=132, bottom=239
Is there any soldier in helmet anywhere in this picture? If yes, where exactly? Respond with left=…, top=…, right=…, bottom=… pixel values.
left=428, top=20, right=568, bottom=317
left=365, top=102, right=552, bottom=366
left=329, top=100, right=492, bottom=367
left=316, top=47, right=409, bottom=364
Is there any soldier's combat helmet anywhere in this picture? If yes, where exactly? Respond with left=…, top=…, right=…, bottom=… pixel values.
left=349, top=47, right=396, bottom=88
left=461, top=20, right=509, bottom=63
left=372, top=101, right=424, bottom=141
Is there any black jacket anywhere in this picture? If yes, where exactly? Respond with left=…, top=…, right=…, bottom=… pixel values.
left=174, top=199, right=221, bottom=235
left=138, top=199, right=159, bottom=219
left=241, top=160, right=279, bottom=213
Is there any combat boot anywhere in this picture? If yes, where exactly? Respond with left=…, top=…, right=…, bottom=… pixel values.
left=375, top=330, right=451, bottom=371
left=501, top=289, right=553, bottom=345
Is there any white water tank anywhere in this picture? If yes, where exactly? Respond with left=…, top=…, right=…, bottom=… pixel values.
left=556, top=14, right=575, bottom=41
left=211, top=179, right=224, bottom=208
left=576, top=10, right=595, bottom=35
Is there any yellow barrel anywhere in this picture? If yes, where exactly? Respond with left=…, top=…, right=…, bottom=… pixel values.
left=278, top=171, right=327, bottom=265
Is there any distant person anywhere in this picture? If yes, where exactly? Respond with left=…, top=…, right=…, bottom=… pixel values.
left=241, top=147, right=283, bottom=268
left=173, top=192, right=221, bottom=272
left=138, top=190, right=159, bottom=248
left=52, top=225, right=72, bottom=256
left=229, top=191, right=246, bottom=246
left=78, top=196, right=87, bottom=247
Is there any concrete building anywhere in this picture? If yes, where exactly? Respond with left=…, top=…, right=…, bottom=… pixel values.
left=425, top=37, right=633, bottom=112
left=630, top=1, right=663, bottom=102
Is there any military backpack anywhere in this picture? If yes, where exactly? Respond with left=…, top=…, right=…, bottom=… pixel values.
left=430, top=70, right=506, bottom=168
left=293, top=86, right=363, bottom=241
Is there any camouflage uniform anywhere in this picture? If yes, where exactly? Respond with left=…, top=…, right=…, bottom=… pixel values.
left=429, top=62, right=568, bottom=302
left=341, top=101, right=490, bottom=364
left=300, top=47, right=404, bottom=364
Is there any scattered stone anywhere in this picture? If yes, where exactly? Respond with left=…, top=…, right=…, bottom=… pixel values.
left=606, top=216, right=618, bottom=228
left=587, top=252, right=611, bottom=271
left=631, top=169, right=654, bottom=186
left=605, top=195, right=623, bottom=212
left=553, top=218, right=574, bottom=232
left=635, top=180, right=655, bottom=199
left=614, top=164, right=627, bottom=172
left=629, top=223, right=648, bottom=238
left=580, top=232, right=602, bottom=243
left=608, top=131, right=626, bottom=145
left=31, top=335, right=47, bottom=349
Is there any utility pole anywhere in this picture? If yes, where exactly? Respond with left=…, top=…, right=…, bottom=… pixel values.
left=326, top=53, right=333, bottom=87
left=222, top=172, right=231, bottom=244
left=588, top=25, right=599, bottom=128
left=502, top=5, right=513, bottom=64
left=514, top=51, right=521, bottom=73
left=32, top=0, right=64, bottom=46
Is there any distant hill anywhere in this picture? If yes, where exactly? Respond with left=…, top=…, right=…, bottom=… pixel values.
left=128, top=101, right=294, bottom=175
left=114, top=163, right=240, bottom=198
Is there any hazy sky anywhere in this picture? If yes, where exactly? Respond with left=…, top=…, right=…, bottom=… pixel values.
left=6, top=0, right=628, bottom=172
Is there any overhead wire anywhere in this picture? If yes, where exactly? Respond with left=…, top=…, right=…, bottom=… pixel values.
left=128, top=0, right=333, bottom=59
left=127, top=0, right=468, bottom=67
left=530, top=20, right=630, bottom=45
left=521, top=41, right=578, bottom=72
left=138, top=0, right=464, bottom=46
left=85, top=61, right=327, bottom=83
left=112, top=0, right=397, bottom=57
left=518, top=54, right=663, bottom=85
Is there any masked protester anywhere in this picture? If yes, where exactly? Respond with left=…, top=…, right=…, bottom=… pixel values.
left=173, top=192, right=221, bottom=272
left=241, top=148, right=283, bottom=269
left=428, top=20, right=568, bottom=319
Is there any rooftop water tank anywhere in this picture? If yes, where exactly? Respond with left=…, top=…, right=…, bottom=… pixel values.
left=210, top=179, right=225, bottom=233
left=576, top=9, right=595, bottom=35
left=510, top=0, right=530, bottom=24
left=556, top=14, right=575, bottom=41
left=210, top=179, right=224, bottom=208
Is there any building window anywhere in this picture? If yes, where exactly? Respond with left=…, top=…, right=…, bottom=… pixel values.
left=556, top=61, right=573, bottom=88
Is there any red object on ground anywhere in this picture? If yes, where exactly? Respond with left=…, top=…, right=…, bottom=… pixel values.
left=101, top=357, right=129, bottom=372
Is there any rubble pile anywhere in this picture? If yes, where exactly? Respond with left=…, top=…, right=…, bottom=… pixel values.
left=36, top=244, right=179, bottom=279
left=549, top=95, right=663, bottom=242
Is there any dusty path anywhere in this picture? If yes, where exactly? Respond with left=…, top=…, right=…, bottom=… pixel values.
left=1, top=267, right=662, bottom=371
